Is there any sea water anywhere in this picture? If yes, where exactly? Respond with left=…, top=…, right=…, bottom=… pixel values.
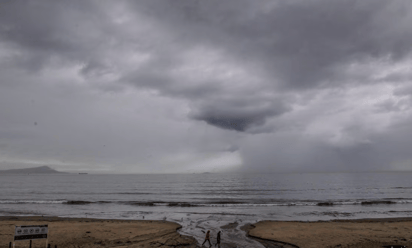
left=1, top=172, right=412, bottom=247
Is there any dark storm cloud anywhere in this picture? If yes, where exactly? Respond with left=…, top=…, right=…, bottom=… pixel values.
left=1, top=0, right=412, bottom=172
left=189, top=97, right=289, bottom=132
left=0, top=0, right=114, bottom=73
left=119, top=0, right=412, bottom=132
left=2, top=0, right=412, bottom=133
left=128, top=0, right=412, bottom=89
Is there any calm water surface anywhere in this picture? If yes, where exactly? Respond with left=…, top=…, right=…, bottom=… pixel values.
left=1, top=172, right=411, bottom=247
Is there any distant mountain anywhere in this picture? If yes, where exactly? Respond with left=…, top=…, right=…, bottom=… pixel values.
left=0, top=166, right=68, bottom=174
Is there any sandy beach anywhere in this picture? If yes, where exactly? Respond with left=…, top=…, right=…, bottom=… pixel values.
left=2, top=216, right=412, bottom=248
left=247, top=218, right=412, bottom=248
left=0, top=216, right=197, bottom=248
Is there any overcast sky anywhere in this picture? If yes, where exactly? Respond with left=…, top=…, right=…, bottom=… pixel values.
left=1, top=0, right=412, bottom=173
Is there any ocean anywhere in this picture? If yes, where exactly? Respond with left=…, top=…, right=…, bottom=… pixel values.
left=1, top=172, right=411, bottom=247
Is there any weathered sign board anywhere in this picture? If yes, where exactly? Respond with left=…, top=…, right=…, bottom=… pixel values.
left=14, top=225, right=48, bottom=241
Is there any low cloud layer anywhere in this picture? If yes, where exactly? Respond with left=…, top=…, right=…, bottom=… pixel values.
left=1, top=0, right=412, bottom=172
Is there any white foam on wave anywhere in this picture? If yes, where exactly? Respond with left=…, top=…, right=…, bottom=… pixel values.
left=0, top=200, right=66, bottom=204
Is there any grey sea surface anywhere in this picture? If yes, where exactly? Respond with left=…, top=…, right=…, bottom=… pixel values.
left=1, top=172, right=412, bottom=247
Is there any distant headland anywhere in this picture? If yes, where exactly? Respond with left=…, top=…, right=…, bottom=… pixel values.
left=0, top=166, right=68, bottom=174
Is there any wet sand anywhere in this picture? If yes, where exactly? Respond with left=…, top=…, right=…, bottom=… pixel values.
left=247, top=218, right=412, bottom=248
left=0, top=216, right=197, bottom=248
left=2, top=216, right=412, bottom=248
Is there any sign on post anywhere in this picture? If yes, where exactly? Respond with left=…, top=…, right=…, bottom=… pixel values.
left=14, top=225, right=48, bottom=241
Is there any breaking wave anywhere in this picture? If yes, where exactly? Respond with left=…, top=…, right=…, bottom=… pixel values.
left=1, top=199, right=412, bottom=207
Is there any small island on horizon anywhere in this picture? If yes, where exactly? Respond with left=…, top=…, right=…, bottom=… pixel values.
left=0, top=166, right=68, bottom=174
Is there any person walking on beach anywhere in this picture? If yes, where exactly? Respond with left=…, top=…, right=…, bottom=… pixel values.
left=202, top=230, right=212, bottom=247
left=215, top=231, right=221, bottom=247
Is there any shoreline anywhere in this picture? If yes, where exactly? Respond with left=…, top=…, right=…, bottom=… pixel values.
left=2, top=216, right=412, bottom=248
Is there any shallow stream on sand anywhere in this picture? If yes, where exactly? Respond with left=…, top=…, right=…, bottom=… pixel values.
left=174, top=213, right=264, bottom=248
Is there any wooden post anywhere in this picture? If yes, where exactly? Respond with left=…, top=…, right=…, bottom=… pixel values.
left=29, top=240, right=32, bottom=248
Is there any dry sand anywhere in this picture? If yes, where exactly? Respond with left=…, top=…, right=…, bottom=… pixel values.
left=2, top=216, right=412, bottom=248
left=0, top=216, right=197, bottom=248
left=248, top=218, right=412, bottom=248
